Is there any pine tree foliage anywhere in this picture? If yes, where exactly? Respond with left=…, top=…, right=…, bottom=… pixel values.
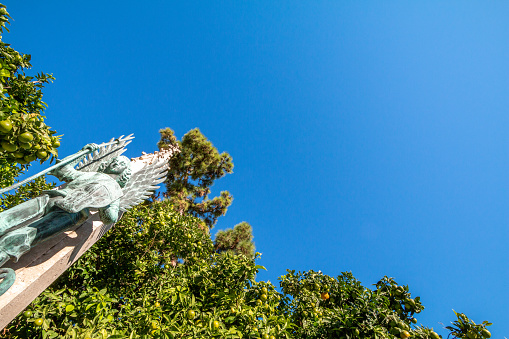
left=158, top=127, right=233, bottom=228
left=214, top=221, right=255, bottom=258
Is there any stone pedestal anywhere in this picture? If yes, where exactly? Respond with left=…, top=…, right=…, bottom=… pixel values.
left=0, top=212, right=108, bottom=329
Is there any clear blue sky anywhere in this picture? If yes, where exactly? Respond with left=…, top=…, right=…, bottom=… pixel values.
left=4, top=1, right=508, bottom=337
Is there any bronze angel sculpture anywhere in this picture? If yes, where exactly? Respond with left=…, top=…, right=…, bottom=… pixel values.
left=0, top=135, right=169, bottom=296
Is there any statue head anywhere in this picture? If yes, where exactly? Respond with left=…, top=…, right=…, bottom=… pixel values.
left=98, top=156, right=132, bottom=188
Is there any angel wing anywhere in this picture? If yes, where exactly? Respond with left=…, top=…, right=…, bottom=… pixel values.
left=118, top=156, right=168, bottom=212
left=76, top=134, right=134, bottom=172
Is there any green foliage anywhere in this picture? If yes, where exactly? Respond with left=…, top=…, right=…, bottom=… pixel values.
left=5, top=201, right=292, bottom=338
left=158, top=127, right=233, bottom=228
left=0, top=155, right=21, bottom=188
left=445, top=311, right=492, bottom=339
left=214, top=221, right=256, bottom=258
left=3, top=196, right=491, bottom=338
left=0, top=3, right=60, bottom=167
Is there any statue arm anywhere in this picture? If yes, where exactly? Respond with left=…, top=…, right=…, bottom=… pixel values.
left=49, top=143, right=100, bottom=180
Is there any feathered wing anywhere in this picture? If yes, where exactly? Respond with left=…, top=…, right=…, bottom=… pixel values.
left=76, top=134, right=134, bottom=172
left=119, top=158, right=168, bottom=212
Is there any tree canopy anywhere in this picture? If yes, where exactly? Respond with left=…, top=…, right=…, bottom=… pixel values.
left=3, top=197, right=492, bottom=339
left=158, top=127, right=233, bottom=228
left=214, top=221, right=256, bottom=258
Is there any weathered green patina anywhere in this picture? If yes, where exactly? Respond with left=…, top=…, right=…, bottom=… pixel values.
left=0, top=135, right=169, bottom=296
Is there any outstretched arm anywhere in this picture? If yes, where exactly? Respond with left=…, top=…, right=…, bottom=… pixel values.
left=49, top=143, right=99, bottom=181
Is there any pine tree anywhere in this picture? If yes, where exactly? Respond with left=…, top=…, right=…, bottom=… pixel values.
left=214, top=221, right=255, bottom=258
left=158, top=127, right=233, bottom=228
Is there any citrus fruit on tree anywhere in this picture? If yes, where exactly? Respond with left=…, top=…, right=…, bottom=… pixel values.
left=430, top=332, right=440, bottom=339
left=52, top=140, right=60, bottom=148
left=23, top=310, right=32, bottom=318
left=260, top=294, right=268, bottom=301
left=20, top=142, right=32, bottom=150
left=34, top=318, right=43, bottom=327
left=0, top=120, right=12, bottom=133
left=481, top=329, right=491, bottom=338
left=187, top=310, right=195, bottom=320
left=36, top=150, right=48, bottom=159
left=151, top=321, right=159, bottom=330
left=405, top=298, right=415, bottom=308
left=261, top=287, right=268, bottom=294
left=320, top=292, right=330, bottom=300
left=212, top=320, right=220, bottom=329
left=1, top=141, right=16, bottom=152
left=24, top=154, right=36, bottom=162
left=400, top=330, right=411, bottom=338
left=18, top=132, right=34, bottom=143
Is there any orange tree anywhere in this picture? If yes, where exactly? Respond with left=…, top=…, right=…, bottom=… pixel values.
left=3, top=197, right=493, bottom=338
left=1, top=189, right=493, bottom=339
left=0, top=3, right=60, bottom=165
left=4, top=200, right=292, bottom=339
left=0, top=2, right=60, bottom=215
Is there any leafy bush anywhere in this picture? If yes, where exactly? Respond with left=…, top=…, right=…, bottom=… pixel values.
left=3, top=199, right=493, bottom=338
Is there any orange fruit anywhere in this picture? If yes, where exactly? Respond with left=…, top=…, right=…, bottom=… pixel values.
left=320, top=292, right=330, bottom=300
